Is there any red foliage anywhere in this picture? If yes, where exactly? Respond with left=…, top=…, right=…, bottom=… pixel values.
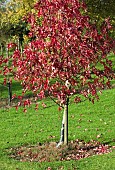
left=7, top=43, right=17, bottom=49
left=0, top=0, right=115, bottom=105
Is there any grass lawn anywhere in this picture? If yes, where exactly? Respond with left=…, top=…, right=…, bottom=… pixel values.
left=0, top=87, right=115, bottom=170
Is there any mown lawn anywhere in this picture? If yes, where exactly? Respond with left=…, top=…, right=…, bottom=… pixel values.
left=0, top=87, right=115, bottom=170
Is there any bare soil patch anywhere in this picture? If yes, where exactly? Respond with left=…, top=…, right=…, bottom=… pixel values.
left=8, top=140, right=114, bottom=162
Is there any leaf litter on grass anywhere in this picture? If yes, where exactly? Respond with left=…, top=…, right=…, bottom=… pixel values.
left=8, top=139, right=114, bottom=162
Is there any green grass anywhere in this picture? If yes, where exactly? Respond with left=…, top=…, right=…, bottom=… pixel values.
left=0, top=88, right=115, bottom=170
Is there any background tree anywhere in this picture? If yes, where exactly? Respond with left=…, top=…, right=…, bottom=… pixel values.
left=84, top=0, right=115, bottom=19
left=0, top=0, right=114, bottom=146
left=0, top=0, right=8, bottom=50
left=0, top=0, right=6, bottom=10
left=84, top=0, right=115, bottom=37
left=0, top=0, right=37, bottom=49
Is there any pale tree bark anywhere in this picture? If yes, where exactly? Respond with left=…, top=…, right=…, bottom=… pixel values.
left=57, top=97, right=69, bottom=147
left=64, top=97, right=69, bottom=145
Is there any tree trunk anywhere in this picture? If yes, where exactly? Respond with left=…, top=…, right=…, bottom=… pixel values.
left=0, top=45, right=3, bottom=55
left=8, top=80, right=12, bottom=106
left=57, top=97, right=69, bottom=147
left=64, top=97, right=69, bottom=145
left=6, top=45, right=12, bottom=106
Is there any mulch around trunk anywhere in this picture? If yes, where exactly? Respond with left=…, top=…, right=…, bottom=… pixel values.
left=8, top=140, right=114, bottom=162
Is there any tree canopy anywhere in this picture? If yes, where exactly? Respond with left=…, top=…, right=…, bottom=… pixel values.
left=1, top=0, right=114, bottom=104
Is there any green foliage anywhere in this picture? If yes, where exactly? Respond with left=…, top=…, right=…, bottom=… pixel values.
left=85, top=0, right=115, bottom=19
left=0, top=0, right=7, bottom=11
left=0, top=0, right=37, bottom=44
left=83, top=0, right=115, bottom=38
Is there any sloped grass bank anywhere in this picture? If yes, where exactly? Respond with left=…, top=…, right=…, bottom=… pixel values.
left=0, top=88, right=115, bottom=169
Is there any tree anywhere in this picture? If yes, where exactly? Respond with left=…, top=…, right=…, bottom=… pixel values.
left=2, top=0, right=36, bottom=25
left=0, top=0, right=115, bottom=146
left=84, top=0, right=115, bottom=38
left=0, top=0, right=37, bottom=47
left=0, top=0, right=6, bottom=9
left=84, top=0, right=115, bottom=19
left=0, top=0, right=9, bottom=46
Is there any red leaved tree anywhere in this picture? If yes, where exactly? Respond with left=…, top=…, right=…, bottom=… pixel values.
left=0, top=0, right=115, bottom=146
